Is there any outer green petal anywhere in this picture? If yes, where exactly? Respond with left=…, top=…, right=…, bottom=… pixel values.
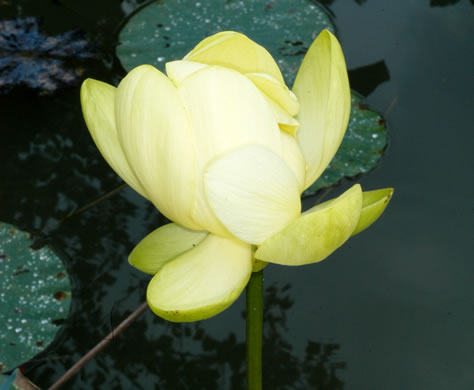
left=147, top=234, right=252, bottom=322
left=205, top=145, right=301, bottom=245
left=80, top=79, right=148, bottom=198
left=293, top=30, right=351, bottom=190
left=252, top=258, right=268, bottom=272
left=115, top=65, right=200, bottom=230
left=255, top=184, right=362, bottom=265
left=352, top=188, right=394, bottom=236
left=129, top=223, right=208, bottom=275
left=178, top=65, right=282, bottom=235
left=184, top=31, right=284, bottom=84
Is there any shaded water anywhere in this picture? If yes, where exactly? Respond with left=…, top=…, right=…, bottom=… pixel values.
left=1, top=0, right=473, bottom=389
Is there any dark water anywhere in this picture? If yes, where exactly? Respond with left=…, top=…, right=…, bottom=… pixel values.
left=1, top=0, right=473, bottom=389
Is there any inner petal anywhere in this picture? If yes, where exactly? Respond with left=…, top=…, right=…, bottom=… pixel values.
left=204, top=144, right=301, bottom=245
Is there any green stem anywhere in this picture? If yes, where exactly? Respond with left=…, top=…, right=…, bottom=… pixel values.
left=246, top=270, right=263, bottom=390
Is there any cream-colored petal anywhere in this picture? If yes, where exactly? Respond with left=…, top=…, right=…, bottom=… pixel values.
left=147, top=234, right=252, bottom=322
left=80, top=79, right=148, bottom=198
left=115, top=65, right=200, bottom=230
left=263, top=95, right=299, bottom=136
left=280, top=132, right=306, bottom=193
left=255, top=184, right=362, bottom=265
left=246, top=72, right=299, bottom=116
left=178, top=66, right=282, bottom=235
left=165, top=60, right=209, bottom=86
left=184, top=31, right=284, bottom=83
left=129, top=223, right=208, bottom=275
left=293, top=30, right=351, bottom=190
left=352, top=188, right=393, bottom=236
left=204, top=145, right=301, bottom=245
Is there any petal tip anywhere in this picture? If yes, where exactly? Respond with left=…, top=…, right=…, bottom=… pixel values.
left=351, top=187, right=394, bottom=236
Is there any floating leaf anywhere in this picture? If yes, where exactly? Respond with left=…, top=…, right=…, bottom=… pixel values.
left=304, top=94, right=388, bottom=195
left=0, top=17, right=95, bottom=95
left=116, top=0, right=334, bottom=86
left=116, top=0, right=388, bottom=195
left=0, top=222, right=71, bottom=374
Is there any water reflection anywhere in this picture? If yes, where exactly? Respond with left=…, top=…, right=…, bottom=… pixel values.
left=0, top=90, right=123, bottom=233
left=430, top=0, right=474, bottom=6
left=26, top=280, right=344, bottom=389
left=348, top=60, right=390, bottom=97
left=262, top=284, right=345, bottom=390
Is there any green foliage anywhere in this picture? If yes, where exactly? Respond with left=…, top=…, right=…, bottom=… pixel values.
left=116, top=0, right=334, bottom=86
left=0, top=223, right=71, bottom=373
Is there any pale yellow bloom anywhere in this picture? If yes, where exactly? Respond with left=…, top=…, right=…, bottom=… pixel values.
left=81, top=30, right=392, bottom=322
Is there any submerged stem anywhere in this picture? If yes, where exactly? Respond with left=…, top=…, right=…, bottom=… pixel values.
left=48, top=301, right=148, bottom=390
left=246, top=270, right=263, bottom=390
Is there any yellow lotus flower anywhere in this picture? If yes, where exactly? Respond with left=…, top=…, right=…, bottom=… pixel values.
left=81, top=30, right=392, bottom=322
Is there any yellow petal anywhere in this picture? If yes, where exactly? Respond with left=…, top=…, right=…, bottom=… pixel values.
left=255, top=184, right=362, bottom=265
left=184, top=31, right=284, bottom=84
left=246, top=72, right=299, bottom=116
left=293, top=30, right=351, bottom=190
left=165, top=60, right=209, bottom=86
left=280, top=132, right=306, bottom=193
left=147, top=234, right=252, bottom=322
left=178, top=65, right=282, bottom=235
left=80, top=79, right=148, bottom=198
left=352, top=188, right=393, bottom=236
left=262, top=94, right=299, bottom=136
left=129, top=223, right=208, bottom=275
left=204, top=145, right=301, bottom=245
left=115, top=65, right=200, bottom=230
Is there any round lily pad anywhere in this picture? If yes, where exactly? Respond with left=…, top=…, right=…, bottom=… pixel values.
left=304, top=94, right=388, bottom=195
left=116, top=0, right=335, bottom=86
left=0, top=222, right=71, bottom=374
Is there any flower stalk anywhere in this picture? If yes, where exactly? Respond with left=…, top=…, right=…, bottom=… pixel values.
left=246, top=270, right=264, bottom=390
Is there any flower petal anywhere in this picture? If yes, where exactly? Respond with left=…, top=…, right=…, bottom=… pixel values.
left=246, top=72, right=299, bottom=117
left=255, top=184, right=362, bottom=265
left=129, top=223, right=208, bottom=275
left=178, top=65, right=282, bottom=235
left=115, top=65, right=200, bottom=230
left=280, top=132, right=306, bottom=193
left=147, top=234, right=252, bottom=322
left=184, top=31, right=284, bottom=83
left=352, top=188, right=393, bottom=236
left=165, top=60, right=209, bottom=86
left=204, top=145, right=301, bottom=245
left=263, top=96, right=300, bottom=136
left=80, top=79, right=148, bottom=198
left=293, top=30, right=351, bottom=190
